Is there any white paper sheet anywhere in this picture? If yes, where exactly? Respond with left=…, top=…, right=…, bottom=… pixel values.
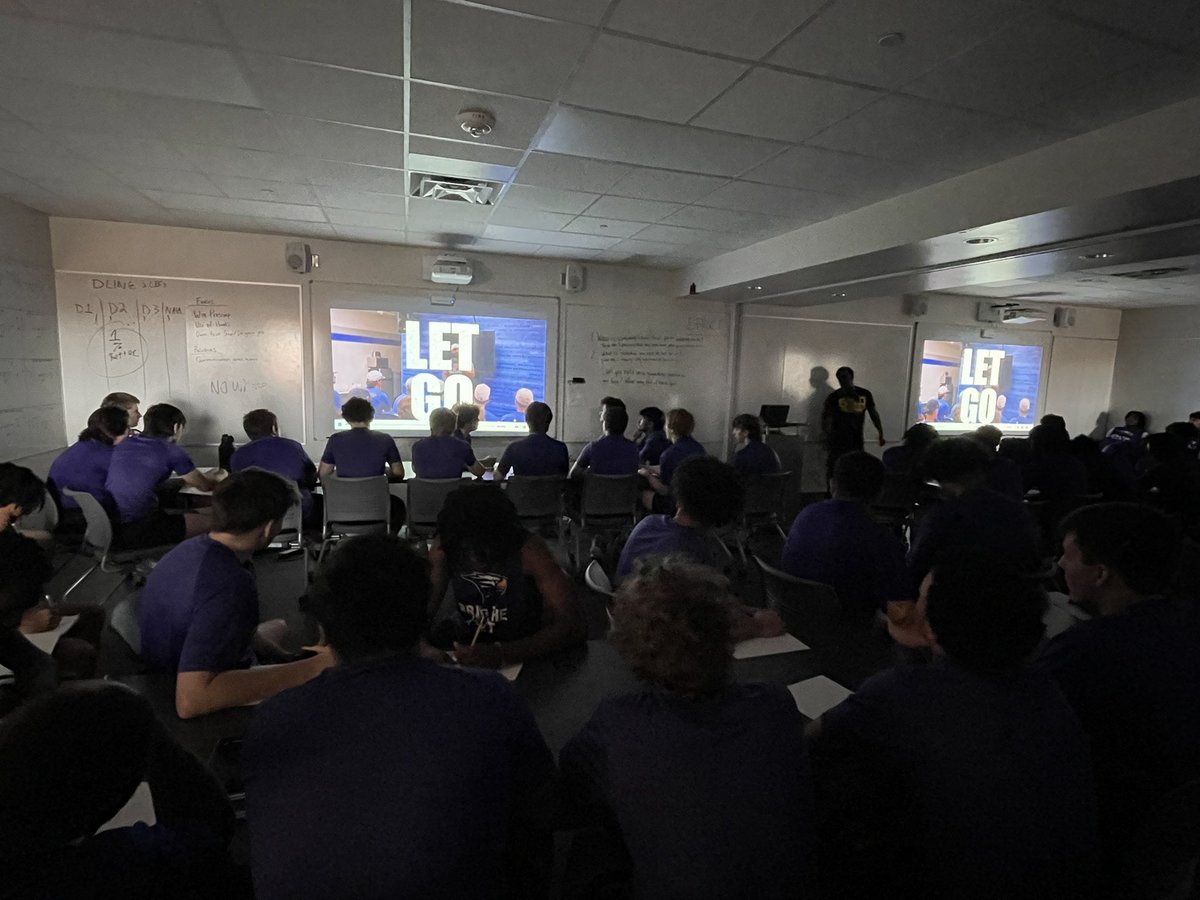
left=788, top=676, right=853, bottom=719
left=97, top=782, right=156, bottom=832
left=732, top=633, right=809, bottom=659
left=500, top=662, right=523, bottom=682
left=0, top=615, right=80, bottom=677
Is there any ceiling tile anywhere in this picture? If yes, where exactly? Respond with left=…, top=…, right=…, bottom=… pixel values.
left=332, top=224, right=404, bottom=242
left=57, top=133, right=192, bottom=173
left=0, top=15, right=257, bottom=106
left=274, top=115, right=404, bottom=168
left=0, top=76, right=146, bottom=136
left=904, top=11, right=1159, bottom=120
left=0, top=151, right=116, bottom=184
left=242, top=54, right=404, bottom=131
left=476, top=0, right=611, bottom=25
left=404, top=229, right=483, bottom=248
left=768, top=0, right=1028, bottom=90
left=488, top=207, right=577, bottom=230
left=0, top=120, right=65, bottom=157
left=499, top=184, right=599, bottom=214
left=175, top=144, right=310, bottom=182
left=0, top=167, right=62, bottom=199
left=408, top=136, right=524, bottom=167
left=209, top=175, right=318, bottom=205
left=539, top=107, right=784, bottom=175
left=464, top=238, right=545, bottom=256
left=1040, top=0, right=1200, bottom=53
left=608, top=237, right=689, bottom=256
left=483, top=224, right=617, bottom=249
left=407, top=154, right=516, bottom=183
left=142, top=191, right=328, bottom=222
left=214, top=0, right=405, bottom=75
left=531, top=244, right=602, bottom=259
left=405, top=219, right=486, bottom=238
left=696, top=179, right=856, bottom=220
left=584, top=195, right=682, bottom=222
left=407, top=196, right=493, bottom=224
left=607, top=0, right=826, bottom=59
left=316, top=186, right=406, bottom=213
left=660, top=204, right=792, bottom=233
left=114, top=169, right=224, bottom=197
left=145, top=100, right=287, bottom=152
left=607, top=167, right=728, bottom=204
left=693, top=68, right=881, bottom=143
left=175, top=212, right=337, bottom=237
left=742, top=144, right=954, bottom=199
left=18, top=0, right=229, bottom=42
left=302, top=159, right=408, bottom=192
left=515, top=152, right=630, bottom=193
left=561, top=216, right=648, bottom=238
left=326, top=207, right=407, bottom=229
left=408, top=82, right=550, bottom=150
left=633, top=223, right=723, bottom=245
left=563, top=33, right=746, bottom=123
left=411, top=0, right=592, bottom=99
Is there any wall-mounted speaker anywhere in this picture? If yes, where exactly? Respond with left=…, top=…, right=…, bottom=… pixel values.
left=1053, top=306, right=1077, bottom=328
left=285, top=242, right=318, bottom=274
left=561, top=262, right=585, bottom=293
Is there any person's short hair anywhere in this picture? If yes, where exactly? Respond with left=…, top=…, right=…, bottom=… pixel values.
left=210, top=470, right=294, bottom=534
left=832, top=451, right=885, bottom=502
left=602, top=405, right=629, bottom=435
left=1190, top=411, right=1200, bottom=422
left=1146, top=432, right=1187, bottom=462
left=452, top=402, right=480, bottom=430
left=242, top=408, right=278, bottom=441
left=436, top=485, right=527, bottom=572
left=974, top=424, right=1003, bottom=449
left=672, top=456, right=743, bottom=527
left=1059, top=503, right=1181, bottom=596
left=1125, top=410, right=1148, bottom=431
left=835, top=366, right=854, bottom=382
left=613, top=557, right=733, bottom=696
left=306, top=534, right=430, bottom=662
left=925, top=552, right=1046, bottom=674
left=1165, top=421, right=1198, bottom=443
left=101, top=392, right=140, bottom=411
left=141, top=403, right=186, bottom=438
left=0, top=463, right=45, bottom=515
left=903, top=422, right=939, bottom=450
left=340, top=396, right=373, bottom=424
left=1030, top=423, right=1070, bottom=457
left=524, top=401, right=552, bottom=433
left=666, top=408, right=695, bottom=438
left=600, top=396, right=625, bottom=410
left=731, top=413, right=763, bottom=442
left=1040, top=414, right=1067, bottom=431
left=428, top=407, right=457, bottom=435
left=79, top=406, right=129, bottom=445
left=639, top=406, right=665, bottom=431
left=920, top=436, right=990, bottom=485
left=0, top=531, right=52, bottom=627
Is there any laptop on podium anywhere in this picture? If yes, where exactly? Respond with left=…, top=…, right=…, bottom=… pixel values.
left=759, top=405, right=801, bottom=430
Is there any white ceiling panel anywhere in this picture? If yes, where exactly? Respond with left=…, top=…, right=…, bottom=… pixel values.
left=208, top=175, right=319, bottom=205
left=563, top=33, right=746, bottom=123
left=488, top=207, right=577, bottom=230
left=697, top=180, right=856, bottom=220
left=0, top=120, right=64, bottom=157
left=0, top=151, right=116, bottom=185
left=462, top=237, right=544, bottom=256
left=660, top=204, right=792, bottom=233
left=18, top=0, right=230, bottom=43
left=302, top=159, right=408, bottom=193
left=326, top=207, right=407, bottom=229
left=408, top=136, right=525, bottom=167
left=34, top=179, right=164, bottom=211
left=332, top=224, right=404, bottom=242
left=514, top=153, right=631, bottom=193
left=316, top=186, right=406, bottom=213
left=607, top=0, right=826, bottom=60
left=531, top=244, right=602, bottom=259
left=742, top=144, right=954, bottom=199
left=607, top=237, right=691, bottom=257
left=607, top=167, right=728, bottom=204
left=1040, top=0, right=1200, bottom=53
left=56, top=133, right=192, bottom=173
left=500, top=184, right=599, bottom=214
left=405, top=219, right=486, bottom=238
left=0, top=16, right=257, bottom=106
left=114, top=170, right=224, bottom=197
left=175, top=144, right=311, bottom=182
left=561, top=216, right=648, bottom=238
left=539, top=107, right=784, bottom=175
left=583, top=195, right=682, bottom=223
left=407, top=197, right=493, bottom=224
left=143, top=100, right=288, bottom=152
left=694, top=68, right=881, bottom=143
left=407, top=153, right=517, bottom=183
left=214, top=0, right=405, bottom=75
left=482, top=224, right=618, bottom=249
left=633, top=223, right=732, bottom=245
left=0, top=76, right=147, bottom=136
left=142, top=191, right=328, bottom=222
left=274, top=116, right=404, bottom=168
left=408, top=82, right=550, bottom=150
left=475, top=0, right=612, bottom=25
left=768, top=0, right=1029, bottom=90
left=411, top=0, right=592, bottom=99
left=242, top=55, right=405, bottom=132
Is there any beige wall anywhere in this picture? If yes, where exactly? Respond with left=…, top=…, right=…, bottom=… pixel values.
left=1109, top=304, right=1200, bottom=430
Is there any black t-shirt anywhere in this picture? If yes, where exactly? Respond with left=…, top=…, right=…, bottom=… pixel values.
left=824, top=386, right=875, bottom=450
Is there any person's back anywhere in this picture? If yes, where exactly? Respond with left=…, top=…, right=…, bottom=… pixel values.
left=105, top=433, right=194, bottom=522
left=658, top=434, right=705, bottom=484
left=577, top=432, right=640, bottom=475
left=497, top=432, right=568, bottom=477
left=616, top=513, right=713, bottom=580
left=47, top=438, right=114, bottom=510
left=733, top=439, right=780, bottom=475
left=411, top=432, right=475, bottom=478
left=320, top=426, right=399, bottom=477
left=231, top=417, right=315, bottom=517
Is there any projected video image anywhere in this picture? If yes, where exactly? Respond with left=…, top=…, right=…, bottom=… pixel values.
left=331, top=309, right=548, bottom=434
left=916, top=340, right=1044, bottom=431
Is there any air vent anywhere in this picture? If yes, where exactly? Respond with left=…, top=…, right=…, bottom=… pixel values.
left=410, top=173, right=499, bottom=205
left=1109, top=266, right=1188, bottom=280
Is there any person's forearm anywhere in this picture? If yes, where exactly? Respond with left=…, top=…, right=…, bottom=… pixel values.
left=497, top=612, right=585, bottom=664
left=175, top=655, right=330, bottom=719
left=145, top=719, right=235, bottom=840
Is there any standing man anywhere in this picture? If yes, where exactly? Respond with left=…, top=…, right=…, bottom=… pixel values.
left=821, top=366, right=884, bottom=484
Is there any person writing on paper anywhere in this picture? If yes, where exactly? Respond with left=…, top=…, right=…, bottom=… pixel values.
left=428, top=486, right=585, bottom=668
left=245, top=534, right=554, bottom=900
left=495, top=401, right=569, bottom=479
left=104, top=403, right=218, bottom=548
left=558, top=557, right=815, bottom=900
left=138, top=471, right=333, bottom=718
left=410, top=407, right=485, bottom=479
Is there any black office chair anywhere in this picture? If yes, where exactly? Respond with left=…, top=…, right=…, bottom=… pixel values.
left=505, top=475, right=566, bottom=549
left=61, top=489, right=175, bottom=600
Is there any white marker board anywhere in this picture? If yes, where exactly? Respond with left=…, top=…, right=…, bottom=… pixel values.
left=562, top=303, right=732, bottom=444
left=56, top=273, right=305, bottom=445
left=0, top=260, right=64, bottom=460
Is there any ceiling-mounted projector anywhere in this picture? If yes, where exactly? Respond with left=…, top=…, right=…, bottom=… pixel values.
left=977, top=302, right=1047, bottom=325
left=429, top=254, right=473, bottom=285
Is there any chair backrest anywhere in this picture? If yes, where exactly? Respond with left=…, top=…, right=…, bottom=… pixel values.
left=321, top=475, right=390, bottom=534
left=506, top=476, right=565, bottom=521
left=584, top=558, right=615, bottom=598
left=62, top=489, right=113, bottom=556
left=742, top=471, right=791, bottom=518
left=753, top=554, right=844, bottom=648
left=581, top=473, right=638, bottom=522
left=406, top=478, right=465, bottom=533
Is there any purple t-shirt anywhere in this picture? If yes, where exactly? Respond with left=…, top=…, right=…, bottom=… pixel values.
left=231, top=436, right=316, bottom=515
left=320, top=428, right=400, bottom=478
left=138, top=535, right=258, bottom=674
left=734, top=440, right=781, bottom=476
left=658, top=436, right=706, bottom=485
left=616, top=514, right=715, bottom=580
left=577, top=434, right=640, bottom=476
left=497, top=433, right=569, bottom=477
left=48, top=439, right=114, bottom=509
left=105, top=435, right=196, bottom=523
left=411, top=434, right=476, bottom=479
left=638, top=430, right=672, bottom=466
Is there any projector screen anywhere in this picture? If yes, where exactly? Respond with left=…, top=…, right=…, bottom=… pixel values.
left=915, top=338, right=1046, bottom=433
left=330, top=307, right=549, bottom=435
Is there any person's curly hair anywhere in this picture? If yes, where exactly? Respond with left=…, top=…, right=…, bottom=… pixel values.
left=613, top=556, right=733, bottom=696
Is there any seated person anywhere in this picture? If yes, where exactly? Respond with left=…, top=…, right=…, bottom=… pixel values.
left=47, top=405, right=130, bottom=520
left=319, top=396, right=406, bottom=527
left=641, top=408, right=706, bottom=511
left=882, top=422, right=938, bottom=474
left=781, top=452, right=911, bottom=622
left=0, top=463, right=51, bottom=542
left=634, top=406, right=671, bottom=466
left=570, top=405, right=640, bottom=479
left=1023, top=423, right=1088, bottom=499
left=1104, top=409, right=1149, bottom=447
left=364, top=369, right=391, bottom=415
left=245, top=534, right=554, bottom=900
left=104, top=403, right=217, bottom=547
left=1138, top=432, right=1200, bottom=518
left=808, top=554, right=1097, bottom=899
left=1068, top=434, right=1131, bottom=500
left=428, top=486, right=585, bottom=667
left=0, top=682, right=239, bottom=900
left=559, top=558, right=815, bottom=900
left=137, top=471, right=333, bottom=718
left=101, top=390, right=142, bottom=431
left=495, top=401, right=569, bottom=479
left=231, top=408, right=316, bottom=522
left=410, top=407, right=484, bottom=479
left=1036, top=504, right=1200, bottom=875
left=452, top=401, right=496, bottom=468
left=730, top=413, right=781, bottom=475
left=0, top=531, right=57, bottom=716
left=969, top=424, right=1024, bottom=501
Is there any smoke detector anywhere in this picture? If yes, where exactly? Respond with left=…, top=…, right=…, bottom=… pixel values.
left=457, top=108, right=495, bottom=139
